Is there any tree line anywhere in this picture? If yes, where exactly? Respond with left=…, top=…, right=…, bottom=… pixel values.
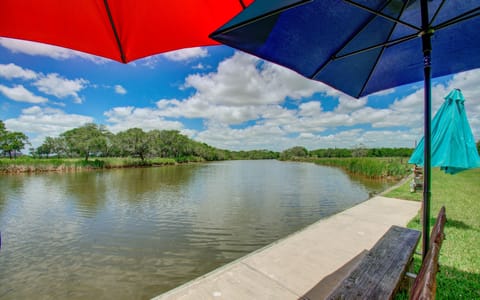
left=279, top=145, right=415, bottom=160
left=29, top=123, right=278, bottom=162
left=3, top=120, right=479, bottom=162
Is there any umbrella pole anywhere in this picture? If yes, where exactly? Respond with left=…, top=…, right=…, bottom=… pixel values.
left=421, top=0, right=432, bottom=261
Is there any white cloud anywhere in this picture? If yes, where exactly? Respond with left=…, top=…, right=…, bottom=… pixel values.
left=299, top=101, right=323, bottom=117
left=114, top=85, right=127, bottom=95
left=103, top=63, right=480, bottom=151
left=104, top=106, right=185, bottom=133
left=0, top=84, right=48, bottom=103
left=181, top=52, right=331, bottom=107
left=192, top=63, right=209, bottom=70
left=0, top=38, right=108, bottom=63
left=4, top=106, right=93, bottom=147
left=163, top=47, right=208, bottom=61
left=150, top=52, right=336, bottom=128
left=33, top=73, right=88, bottom=104
left=0, top=63, right=38, bottom=80
left=195, top=121, right=287, bottom=151
left=335, top=95, right=367, bottom=113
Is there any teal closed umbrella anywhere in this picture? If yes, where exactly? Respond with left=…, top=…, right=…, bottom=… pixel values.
left=409, top=89, right=480, bottom=174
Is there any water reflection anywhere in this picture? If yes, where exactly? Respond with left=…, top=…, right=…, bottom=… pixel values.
left=0, top=174, right=27, bottom=216
left=0, top=160, right=396, bottom=300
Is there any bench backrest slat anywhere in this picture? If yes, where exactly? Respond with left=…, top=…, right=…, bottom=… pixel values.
left=410, top=206, right=446, bottom=300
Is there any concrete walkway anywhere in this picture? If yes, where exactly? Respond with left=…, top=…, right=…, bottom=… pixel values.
left=153, top=196, right=420, bottom=300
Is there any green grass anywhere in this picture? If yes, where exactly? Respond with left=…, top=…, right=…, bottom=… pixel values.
left=385, top=168, right=480, bottom=299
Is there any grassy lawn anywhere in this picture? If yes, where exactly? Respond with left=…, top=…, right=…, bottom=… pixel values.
left=385, top=168, right=480, bottom=299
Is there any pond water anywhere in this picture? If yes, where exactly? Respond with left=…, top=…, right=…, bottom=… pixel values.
left=0, top=160, right=393, bottom=299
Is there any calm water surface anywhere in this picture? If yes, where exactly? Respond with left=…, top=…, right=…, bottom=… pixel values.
left=0, top=160, right=393, bottom=299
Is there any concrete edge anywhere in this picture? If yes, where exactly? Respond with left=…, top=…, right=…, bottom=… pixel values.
left=152, top=193, right=418, bottom=299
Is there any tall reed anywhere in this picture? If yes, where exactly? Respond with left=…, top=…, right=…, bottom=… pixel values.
left=311, top=157, right=411, bottom=179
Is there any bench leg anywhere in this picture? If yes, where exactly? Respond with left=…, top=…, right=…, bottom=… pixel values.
left=399, top=257, right=416, bottom=293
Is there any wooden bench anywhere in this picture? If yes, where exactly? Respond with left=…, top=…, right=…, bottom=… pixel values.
left=326, top=226, right=421, bottom=299
left=324, top=207, right=446, bottom=300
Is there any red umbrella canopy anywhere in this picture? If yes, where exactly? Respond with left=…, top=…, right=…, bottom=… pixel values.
left=0, top=0, right=253, bottom=63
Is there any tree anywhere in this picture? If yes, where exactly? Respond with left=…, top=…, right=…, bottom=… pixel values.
left=0, top=120, right=6, bottom=157
left=352, top=143, right=368, bottom=157
left=116, top=128, right=150, bottom=161
left=150, top=130, right=192, bottom=158
left=0, top=120, right=5, bottom=136
left=37, top=136, right=57, bottom=158
left=2, top=131, right=29, bottom=159
left=61, top=123, right=107, bottom=161
left=279, top=146, right=308, bottom=160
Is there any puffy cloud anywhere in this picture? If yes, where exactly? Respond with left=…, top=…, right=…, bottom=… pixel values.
left=195, top=121, right=287, bottom=151
left=114, top=85, right=127, bottom=95
left=147, top=55, right=479, bottom=150
left=33, top=73, right=88, bottom=103
left=0, top=84, right=48, bottom=103
left=0, top=62, right=90, bottom=104
left=299, top=101, right=323, bottom=117
left=335, top=95, right=367, bottom=113
left=4, top=106, right=93, bottom=147
left=0, top=38, right=108, bottom=63
left=182, top=52, right=331, bottom=107
left=0, top=63, right=38, bottom=80
left=104, top=106, right=185, bottom=133
left=163, top=47, right=208, bottom=61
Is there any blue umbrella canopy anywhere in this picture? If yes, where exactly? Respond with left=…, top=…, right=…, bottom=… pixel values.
left=211, top=0, right=480, bottom=98
left=409, top=89, right=480, bottom=174
left=211, top=0, right=480, bottom=258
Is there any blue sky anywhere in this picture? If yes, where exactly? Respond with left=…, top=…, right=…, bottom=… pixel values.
left=1, top=37, right=479, bottom=151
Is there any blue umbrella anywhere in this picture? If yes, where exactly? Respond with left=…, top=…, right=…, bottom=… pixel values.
left=210, top=0, right=480, bottom=258
left=409, top=89, right=480, bottom=174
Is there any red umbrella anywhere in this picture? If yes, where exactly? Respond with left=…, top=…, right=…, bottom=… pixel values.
left=0, top=0, right=253, bottom=63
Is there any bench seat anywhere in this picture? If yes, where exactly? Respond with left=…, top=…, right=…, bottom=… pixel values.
left=327, top=226, right=421, bottom=300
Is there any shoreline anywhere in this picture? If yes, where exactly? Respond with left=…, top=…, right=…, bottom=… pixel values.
left=0, top=157, right=188, bottom=175
left=1, top=157, right=412, bottom=181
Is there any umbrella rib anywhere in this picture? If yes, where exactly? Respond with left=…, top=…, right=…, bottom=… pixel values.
left=428, top=0, right=446, bottom=26
left=433, top=7, right=480, bottom=31
left=344, top=0, right=421, bottom=31
left=210, top=0, right=312, bottom=35
left=334, top=33, right=418, bottom=60
left=238, top=0, right=246, bottom=9
left=103, top=0, right=126, bottom=63
left=311, top=0, right=400, bottom=82
left=310, top=0, right=393, bottom=80
left=357, top=0, right=411, bottom=97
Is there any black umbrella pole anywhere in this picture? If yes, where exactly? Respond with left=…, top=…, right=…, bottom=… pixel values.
left=422, top=54, right=432, bottom=260
left=421, top=0, right=432, bottom=261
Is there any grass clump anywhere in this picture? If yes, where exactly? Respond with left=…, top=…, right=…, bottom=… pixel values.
left=0, top=157, right=78, bottom=172
left=386, top=168, right=480, bottom=299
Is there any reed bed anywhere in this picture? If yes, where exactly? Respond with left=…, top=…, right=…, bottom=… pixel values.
left=309, top=157, right=411, bottom=179
left=0, top=157, right=178, bottom=174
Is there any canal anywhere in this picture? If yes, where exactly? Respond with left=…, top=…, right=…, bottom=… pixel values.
left=0, top=160, right=393, bottom=299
